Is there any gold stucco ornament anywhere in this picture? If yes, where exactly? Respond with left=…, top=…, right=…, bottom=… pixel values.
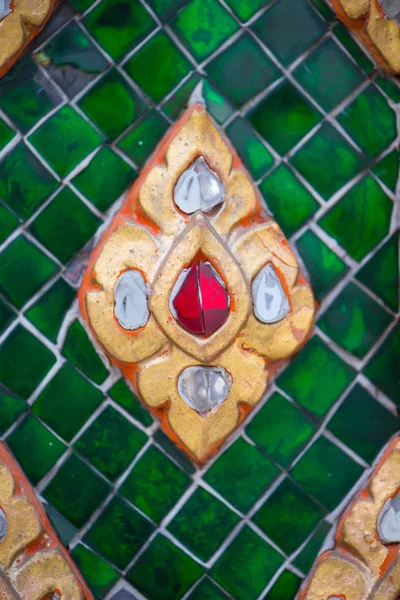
left=79, top=105, right=316, bottom=463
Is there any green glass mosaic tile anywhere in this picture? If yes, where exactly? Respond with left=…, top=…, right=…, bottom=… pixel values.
left=365, top=327, right=400, bottom=404
left=25, top=277, right=76, bottom=343
left=290, top=122, right=366, bottom=200
left=295, top=230, right=349, bottom=301
left=372, top=149, right=400, bottom=193
left=294, top=520, right=331, bottom=574
left=43, top=453, right=110, bottom=527
left=318, top=282, right=392, bottom=359
left=119, top=445, right=190, bottom=523
left=72, top=543, right=119, bottom=599
left=162, top=73, right=202, bottom=119
left=291, top=436, right=364, bottom=511
left=83, top=0, right=156, bottom=60
left=328, top=384, right=398, bottom=463
left=201, top=79, right=235, bottom=124
left=376, top=75, right=400, bottom=103
left=338, top=84, right=397, bottom=159
left=0, top=236, right=58, bottom=309
left=204, top=437, right=279, bottom=513
left=0, top=204, right=19, bottom=245
left=168, top=487, right=240, bottom=561
left=68, top=0, right=95, bottom=12
left=0, top=297, right=15, bottom=336
left=310, top=0, right=335, bottom=20
left=124, top=32, right=192, bottom=103
left=0, top=117, right=14, bottom=148
left=0, top=143, right=58, bottom=220
left=127, top=534, right=203, bottom=600
left=319, top=175, right=393, bottom=261
left=252, top=0, right=327, bottom=67
left=0, top=326, right=56, bottom=399
left=171, top=0, right=238, bottom=62
left=225, top=0, right=268, bottom=22
left=264, top=570, right=302, bottom=600
left=206, top=33, right=281, bottom=108
left=153, top=429, right=196, bottom=475
left=356, top=232, right=399, bottom=312
left=62, top=319, right=108, bottom=384
left=146, top=0, right=187, bottom=22
left=294, top=37, right=364, bottom=111
left=187, top=577, right=229, bottom=600
left=84, top=495, right=154, bottom=568
left=74, top=405, right=147, bottom=481
left=246, top=392, right=316, bottom=469
left=226, top=117, right=274, bottom=180
left=6, top=414, right=66, bottom=484
left=333, top=23, right=374, bottom=74
left=277, top=336, right=355, bottom=418
left=254, top=477, right=324, bottom=555
left=108, top=378, right=153, bottom=427
left=32, top=363, right=103, bottom=441
left=29, top=106, right=104, bottom=177
left=250, top=81, right=322, bottom=156
left=211, top=526, right=284, bottom=600
left=118, top=110, right=169, bottom=167
left=30, top=187, right=101, bottom=264
left=260, top=165, right=319, bottom=237
left=79, top=69, right=147, bottom=140
left=45, top=502, right=78, bottom=546
left=0, top=391, right=25, bottom=435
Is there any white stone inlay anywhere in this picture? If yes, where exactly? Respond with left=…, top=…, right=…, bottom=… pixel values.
left=174, top=157, right=225, bottom=214
left=252, top=263, right=290, bottom=323
left=114, top=270, right=149, bottom=330
left=377, top=492, right=400, bottom=544
left=178, top=366, right=232, bottom=415
left=0, top=0, right=11, bottom=20
left=0, top=508, right=7, bottom=542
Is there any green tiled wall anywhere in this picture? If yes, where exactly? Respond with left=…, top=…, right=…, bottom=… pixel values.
left=0, top=0, right=399, bottom=598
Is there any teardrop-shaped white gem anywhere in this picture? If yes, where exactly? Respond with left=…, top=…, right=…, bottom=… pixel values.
left=178, top=366, right=232, bottom=415
left=0, top=0, right=11, bottom=20
left=252, top=263, right=290, bottom=323
left=114, top=270, right=149, bottom=330
left=174, top=157, right=225, bottom=214
left=378, top=0, right=400, bottom=21
left=377, top=491, right=400, bottom=544
left=0, top=508, right=7, bottom=542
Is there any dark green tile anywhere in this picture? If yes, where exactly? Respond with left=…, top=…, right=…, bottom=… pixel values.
left=0, top=390, right=26, bottom=435
left=44, top=453, right=110, bottom=527
left=0, top=117, right=14, bottom=148
left=83, top=0, right=156, bottom=60
left=146, top=0, right=187, bottom=22
left=187, top=577, right=230, bottom=600
left=0, top=143, right=58, bottom=220
left=333, top=23, right=374, bottom=74
left=25, top=278, right=76, bottom=343
left=62, top=319, right=108, bottom=384
left=71, top=544, right=119, bottom=599
left=120, top=445, right=190, bottom=523
left=277, top=336, right=355, bottom=418
left=171, top=0, right=238, bottom=62
left=45, top=503, right=78, bottom=546
left=246, top=392, right=316, bottom=468
left=118, top=109, right=169, bottom=167
left=294, top=520, right=331, bottom=573
left=124, top=32, right=192, bottom=102
left=0, top=326, right=56, bottom=399
left=207, top=33, right=281, bottom=108
left=309, top=0, right=335, bottom=20
left=74, top=405, right=147, bottom=480
left=32, top=363, right=103, bottom=441
left=264, top=570, right=302, bottom=600
left=153, top=429, right=196, bottom=475
left=162, top=73, right=202, bottom=119
left=372, top=150, right=399, bottom=193
left=0, top=56, right=61, bottom=132
left=29, top=106, right=103, bottom=177
left=365, top=327, right=400, bottom=404
left=356, top=232, right=399, bottom=312
left=211, top=526, right=284, bottom=600
left=338, top=85, right=397, bottom=159
left=290, top=122, right=366, bottom=200
left=79, top=69, right=147, bottom=140
left=0, top=236, right=58, bottom=309
left=319, top=175, right=393, bottom=261
left=294, top=37, right=364, bottom=111
left=328, top=384, right=398, bottom=463
left=320, top=281, right=393, bottom=357
left=168, top=487, right=239, bottom=561
left=295, top=230, right=349, bottom=301
left=30, top=188, right=101, bottom=264
left=0, top=204, right=19, bottom=245
left=0, top=296, right=15, bottom=336
left=250, top=81, right=322, bottom=156
left=72, top=147, right=136, bottom=212
left=108, top=378, right=153, bottom=427
left=202, top=79, right=235, bottom=124
left=6, top=414, right=66, bottom=484
left=253, top=478, right=324, bottom=555
left=127, top=534, right=203, bottom=600
left=225, top=0, right=268, bottom=22
left=252, top=0, right=326, bottom=66
left=84, top=496, right=154, bottom=569
left=226, top=117, right=274, bottom=180
left=376, top=75, right=400, bottom=103
left=291, top=436, right=363, bottom=511
left=205, top=438, right=279, bottom=513
left=68, top=0, right=95, bottom=13
left=260, top=165, right=319, bottom=237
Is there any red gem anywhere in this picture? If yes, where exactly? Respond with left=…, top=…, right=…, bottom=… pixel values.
left=172, top=261, right=229, bottom=336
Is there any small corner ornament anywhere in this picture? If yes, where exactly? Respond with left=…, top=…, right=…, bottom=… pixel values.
left=332, top=0, right=400, bottom=74
left=79, top=104, right=316, bottom=463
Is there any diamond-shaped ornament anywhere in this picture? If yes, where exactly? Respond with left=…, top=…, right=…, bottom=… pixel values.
left=79, top=104, right=316, bottom=463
